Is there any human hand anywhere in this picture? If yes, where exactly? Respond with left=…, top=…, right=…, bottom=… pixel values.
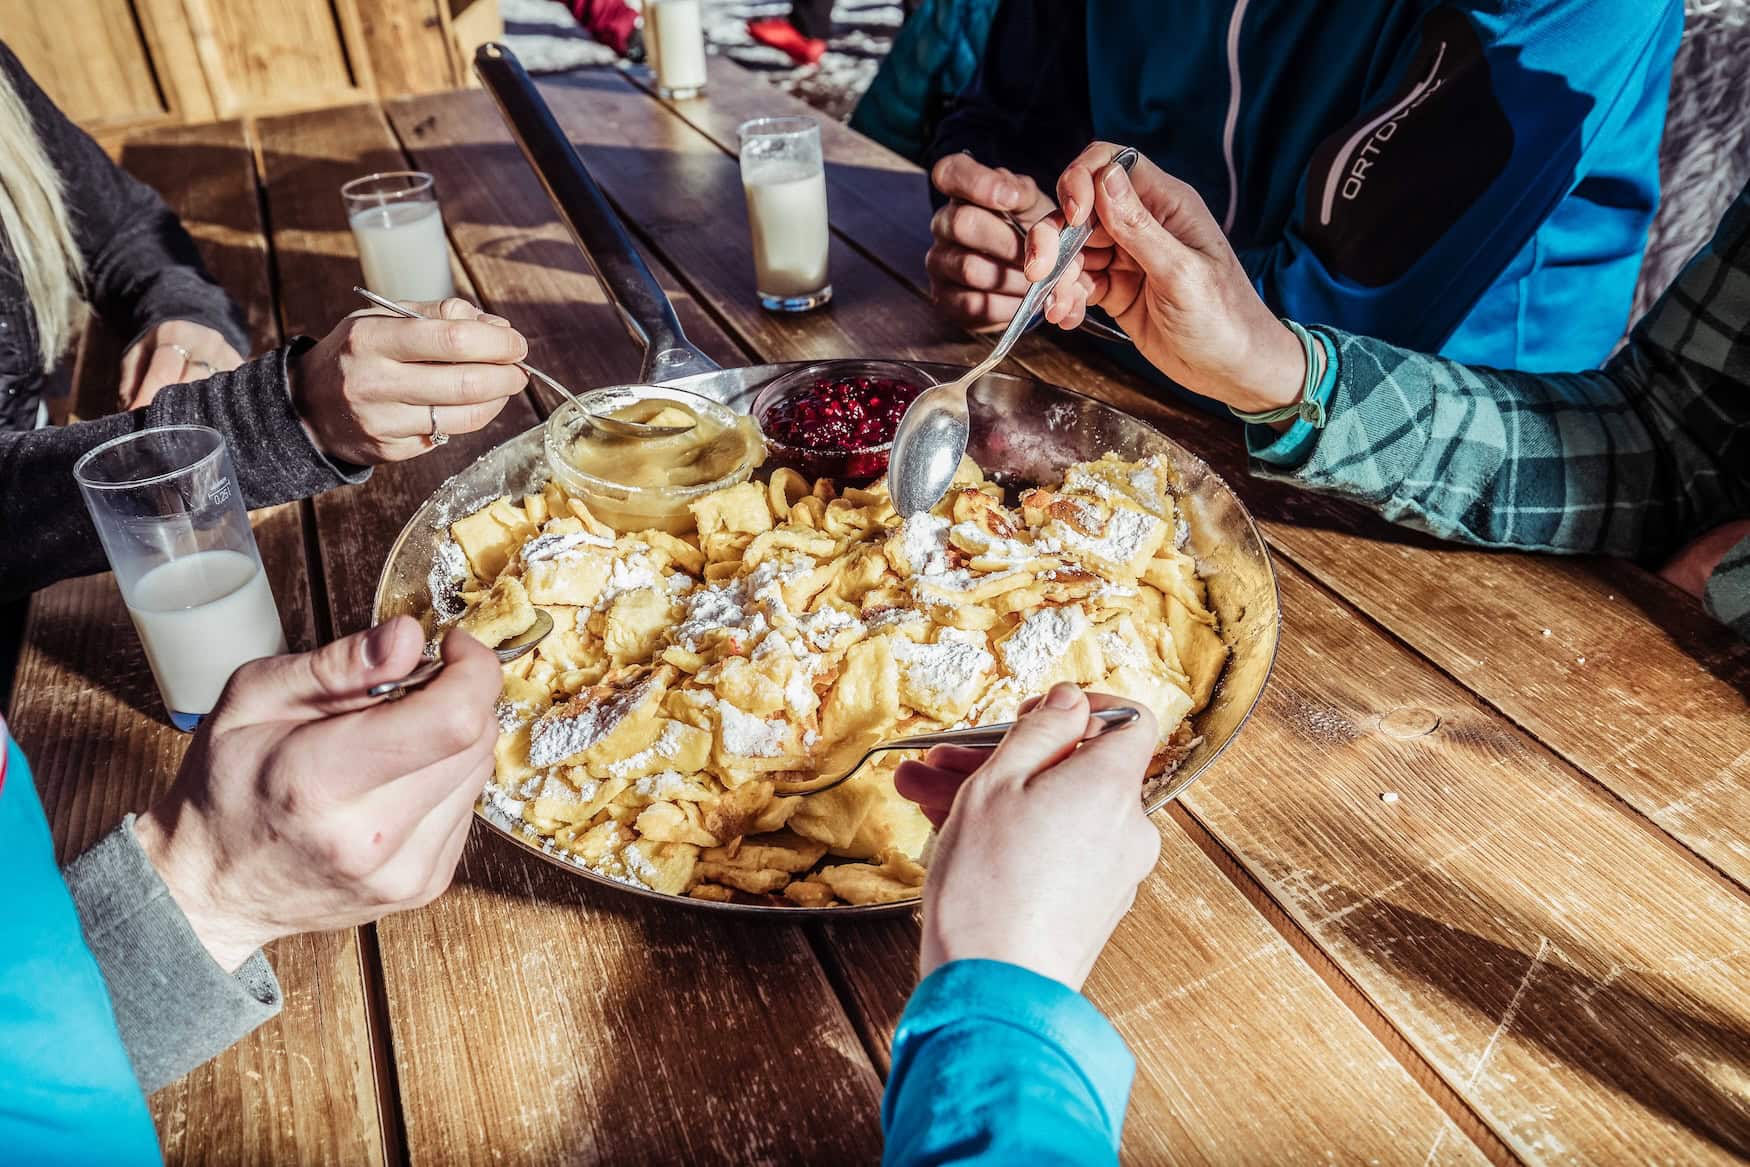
left=927, top=153, right=1080, bottom=332
left=290, top=297, right=529, bottom=465
left=895, top=685, right=1161, bottom=991
left=1659, top=519, right=1750, bottom=601
left=132, top=617, right=501, bottom=972
left=1025, top=143, right=1306, bottom=415
left=120, top=320, right=246, bottom=408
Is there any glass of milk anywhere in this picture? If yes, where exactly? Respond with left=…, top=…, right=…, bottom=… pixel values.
left=738, top=117, right=832, bottom=312
left=649, top=0, right=708, bottom=99
left=74, top=426, right=289, bottom=731
left=341, top=171, right=456, bottom=303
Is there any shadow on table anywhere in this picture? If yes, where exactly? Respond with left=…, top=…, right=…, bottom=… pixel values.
left=436, top=831, right=889, bottom=1162
left=1316, top=875, right=1750, bottom=1157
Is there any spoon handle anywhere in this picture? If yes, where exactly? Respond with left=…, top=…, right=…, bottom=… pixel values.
left=351, top=287, right=579, bottom=406
left=871, top=704, right=1139, bottom=754
left=980, top=146, right=1140, bottom=375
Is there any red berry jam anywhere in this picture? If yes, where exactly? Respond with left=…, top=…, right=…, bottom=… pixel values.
left=754, top=365, right=929, bottom=481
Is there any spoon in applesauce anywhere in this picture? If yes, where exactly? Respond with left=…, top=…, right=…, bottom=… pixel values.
left=353, top=288, right=693, bottom=438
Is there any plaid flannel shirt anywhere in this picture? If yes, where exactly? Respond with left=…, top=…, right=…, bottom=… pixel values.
left=1256, top=180, right=1750, bottom=639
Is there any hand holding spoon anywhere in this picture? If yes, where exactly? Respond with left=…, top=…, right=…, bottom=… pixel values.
left=352, top=288, right=692, bottom=438
left=887, top=147, right=1139, bottom=517
left=366, top=610, right=553, bottom=700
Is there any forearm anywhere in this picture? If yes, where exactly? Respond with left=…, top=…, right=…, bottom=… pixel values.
left=0, top=44, right=247, bottom=354
left=0, top=341, right=367, bottom=602
left=882, top=960, right=1133, bottom=1166
left=1249, top=328, right=1741, bottom=559
left=62, top=817, right=282, bottom=1093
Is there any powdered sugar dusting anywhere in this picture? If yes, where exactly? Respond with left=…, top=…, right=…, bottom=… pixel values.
left=1000, top=604, right=1090, bottom=692
left=890, top=635, right=995, bottom=708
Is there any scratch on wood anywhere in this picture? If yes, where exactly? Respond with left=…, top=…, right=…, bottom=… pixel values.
left=1419, top=936, right=1551, bottom=1167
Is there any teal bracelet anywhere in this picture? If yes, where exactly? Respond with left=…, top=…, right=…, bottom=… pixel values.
left=1228, top=319, right=1331, bottom=428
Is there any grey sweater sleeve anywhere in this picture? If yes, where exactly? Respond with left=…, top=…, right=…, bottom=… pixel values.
left=0, top=339, right=368, bottom=603
left=62, top=816, right=282, bottom=1093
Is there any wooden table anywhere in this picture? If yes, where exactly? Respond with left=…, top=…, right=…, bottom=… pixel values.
left=11, top=63, right=1750, bottom=1165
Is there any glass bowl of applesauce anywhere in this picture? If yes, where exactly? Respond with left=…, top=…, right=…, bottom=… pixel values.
left=544, top=385, right=765, bottom=534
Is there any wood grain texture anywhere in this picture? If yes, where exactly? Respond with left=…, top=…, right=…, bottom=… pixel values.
left=255, top=100, right=891, bottom=1166
left=521, top=68, right=1505, bottom=1164
left=382, top=88, right=749, bottom=403
left=1, top=0, right=166, bottom=126
left=534, top=73, right=989, bottom=372
left=351, top=0, right=456, bottom=98
left=659, top=62, right=1750, bottom=894
left=609, top=62, right=1750, bottom=1160
left=9, top=117, right=383, bottom=1165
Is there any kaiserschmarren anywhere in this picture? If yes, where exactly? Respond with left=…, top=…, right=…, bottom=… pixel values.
left=434, top=453, right=1226, bottom=907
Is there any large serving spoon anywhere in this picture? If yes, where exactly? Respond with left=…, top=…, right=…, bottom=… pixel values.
left=352, top=287, right=693, bottom=438
left=770, top=705, right=1140, bottom=797
left=365, top=610, right=554, bottom=700
left=887, top=147, right=1139, bottom=517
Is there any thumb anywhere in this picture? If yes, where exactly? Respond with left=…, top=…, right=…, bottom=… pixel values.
left=214, top=616, right=427, bottom=725
left=1093, top=162, right=1196, bottom=284
left=979, top=683, right=1090, bottom=785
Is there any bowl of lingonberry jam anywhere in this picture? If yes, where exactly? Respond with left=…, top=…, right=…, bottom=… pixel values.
left=751, top=360, right=936, bottom=482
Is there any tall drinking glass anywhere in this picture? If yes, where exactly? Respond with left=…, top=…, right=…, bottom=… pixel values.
left=74, top=426, right=288, bottom=731
left=649, top=0, right=708, bottom=99
left=738, top=117, right=832, bottom=312
left=342, top=170, right=456, bottom=302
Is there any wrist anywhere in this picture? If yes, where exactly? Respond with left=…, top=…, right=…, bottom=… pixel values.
left=134, top=804, right=268, bottom=973
left=1221, top=318, right=1306, bottom=420
left=284, top=346, right=333, bottom=458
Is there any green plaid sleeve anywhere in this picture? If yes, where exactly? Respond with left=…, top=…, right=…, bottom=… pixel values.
left=1253, top=181, right=1750, bottom=636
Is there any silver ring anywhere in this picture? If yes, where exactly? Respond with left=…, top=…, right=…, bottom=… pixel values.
left=429, top=404, right=449, bottom=447
left=169, top=343, right=193, bottom=362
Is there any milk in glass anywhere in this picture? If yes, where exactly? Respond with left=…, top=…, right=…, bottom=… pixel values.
left=744, top=165, right=830, bottom=300
left=127, top=549, right=288, bottom=725
left=349, top=200, right=455, bottom=302
left=651, top=0, right=708, bottom=97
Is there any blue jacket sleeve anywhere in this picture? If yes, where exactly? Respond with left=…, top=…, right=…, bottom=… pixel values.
left=0, top=730, right=163, bottom=1167
left=1247, top=0, right=1682, bottom=371
left=882, top=959, right=1134, bottom=1166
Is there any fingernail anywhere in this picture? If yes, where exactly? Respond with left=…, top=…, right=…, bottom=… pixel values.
left=1000, top=182, right=1021, bottom=206
left=1063, top=194, right=1079, bottom=224
left=363, top=620, right=399, bottom=669
left=1045, top=683, right=1081, bottom=711
left=1102, top=164, right=1129, bottom=196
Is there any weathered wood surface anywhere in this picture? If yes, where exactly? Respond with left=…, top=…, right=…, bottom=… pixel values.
left=613, top=63, right=1750, bottom=1161
left=661, top=59, right=1750, bottom=896
left=254, top=98, right=894, bottom=1165
left=10, top=118, right=383, bottom=1167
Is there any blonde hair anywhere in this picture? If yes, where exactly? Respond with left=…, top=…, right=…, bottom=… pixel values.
left=0, top=64, right=84, bottom=370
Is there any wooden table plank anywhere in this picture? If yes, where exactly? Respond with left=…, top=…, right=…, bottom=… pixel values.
left=9, top=118, right=383, bottom=1167
left=520, top=68, right=1505, bottom=1163
left=382, top=88, right=748, bottom=403
left=656, top=60, right=1750, bottom=896
left=572, top=67, right=1750, bottom=1161
left=254, top=99, right=892, bottom=1166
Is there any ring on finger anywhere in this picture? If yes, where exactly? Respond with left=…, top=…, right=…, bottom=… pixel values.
left=428, top=403, right=449, bottom=447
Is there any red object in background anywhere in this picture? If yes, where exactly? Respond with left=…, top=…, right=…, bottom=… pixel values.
left=568, top=0, right=640, bottom=55
left=747, top=17, right=828, bottom=66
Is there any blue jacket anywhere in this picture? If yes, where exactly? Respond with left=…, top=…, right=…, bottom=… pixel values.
left=932, top=0, right=1683, bottom=375
left=0, top=715, right=1131, bottom=1164
left=849, top=0, right=1004, bottom=165
left=0, top=725, right=162, bottom=1166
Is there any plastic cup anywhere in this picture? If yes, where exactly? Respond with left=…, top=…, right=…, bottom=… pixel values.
left=74, top=426, right=288, bottom=730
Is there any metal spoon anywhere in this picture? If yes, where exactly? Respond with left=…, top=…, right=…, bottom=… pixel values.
left=770, top=705, right=1140, bottom=797
left=366, top=609, right=554, bottom=700
left=888, top=147, right=1140, bottom=517
left=351, top=287, right=693, bottom=438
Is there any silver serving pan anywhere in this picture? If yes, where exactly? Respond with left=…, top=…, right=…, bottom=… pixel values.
left=370, top=46, right=1280, bottom=917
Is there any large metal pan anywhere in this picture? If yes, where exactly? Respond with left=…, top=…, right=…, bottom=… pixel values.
left=371, top=45, right=1280, bottom=917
